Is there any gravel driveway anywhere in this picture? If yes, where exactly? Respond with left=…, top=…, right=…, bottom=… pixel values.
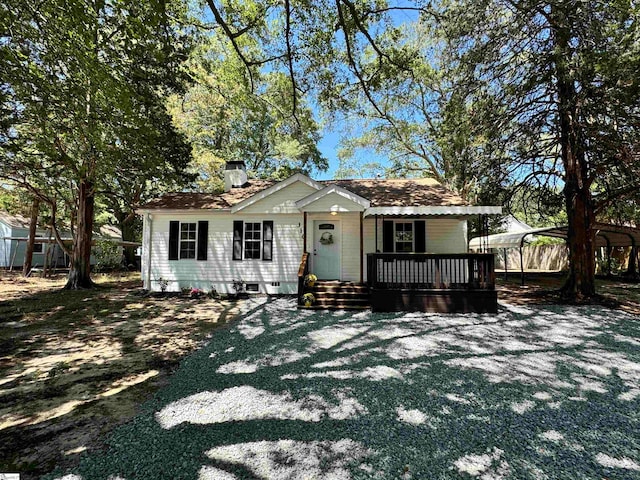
left=49, top=298, right=640, bottom=479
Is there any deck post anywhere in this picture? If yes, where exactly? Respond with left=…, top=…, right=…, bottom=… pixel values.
left=519, top=245, right=524, bottom=286
left=359, top=211, right=364, bottom=283
left=503, top=248, right=508, bottom=280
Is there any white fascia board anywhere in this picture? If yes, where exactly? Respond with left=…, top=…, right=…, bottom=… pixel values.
left=364, top=206, right=503, bottom=216
left=295, top=185, right=371, bottom=210
left=231, top=173, right=323, bottom=213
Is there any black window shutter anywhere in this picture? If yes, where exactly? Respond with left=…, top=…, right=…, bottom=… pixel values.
left=262, top=221, right=273, bottom=261
left=233, top=220, right=243, bottom=260
left=169, top=221, right=179, bottom=260
left=414, top=220, right=426, bottom=253
left=197, top=221, right=208, bottom=260
left=383, top=220, right=394, bottom=252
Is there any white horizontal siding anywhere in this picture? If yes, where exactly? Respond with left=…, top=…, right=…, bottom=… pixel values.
left=0, top=225, right=55, bottom=268
left=301, top=193, right=365, bottom=213
left=0, top=222, right=12, bottom=267
left=426, top=218, right=467, bottom=253
left=362, top=217, right=379, bottom=282
left=240, top=181, right=318, bottom=215
left=147, top=213, right=303, bottom=294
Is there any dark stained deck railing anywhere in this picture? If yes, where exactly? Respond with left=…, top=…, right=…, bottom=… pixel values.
left=297, top=252, right=310, bottom=305
left=366, top=253, right=495, bottom=290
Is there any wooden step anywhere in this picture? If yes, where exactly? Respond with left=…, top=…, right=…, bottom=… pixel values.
left=300, top=281, right=371, bottom=310
left=299, top=304, right=370, bottom=311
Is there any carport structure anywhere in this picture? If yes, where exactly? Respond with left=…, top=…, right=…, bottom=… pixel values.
left=469, top=222, right=640, bottom=285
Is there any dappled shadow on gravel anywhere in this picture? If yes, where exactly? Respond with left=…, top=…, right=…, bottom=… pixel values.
left=47, top=298, right=640, bottom=480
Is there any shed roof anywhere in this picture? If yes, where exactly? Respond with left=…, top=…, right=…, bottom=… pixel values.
left=0, top=211, right=33, bottom=229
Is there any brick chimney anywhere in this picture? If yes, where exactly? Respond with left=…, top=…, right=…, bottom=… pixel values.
left=224, top=161, right=248, bottom=192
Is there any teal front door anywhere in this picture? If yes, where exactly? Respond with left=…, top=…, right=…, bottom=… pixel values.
left=313, top=220, right=341, bottom=280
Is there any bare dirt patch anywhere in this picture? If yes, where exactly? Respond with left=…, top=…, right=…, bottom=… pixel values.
left=496, top=272, right=640, bottom=314
left=0, top=271, right=242, bottom=479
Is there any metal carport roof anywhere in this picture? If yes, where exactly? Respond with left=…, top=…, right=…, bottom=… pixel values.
left=469, top=222, right=640, bottom=250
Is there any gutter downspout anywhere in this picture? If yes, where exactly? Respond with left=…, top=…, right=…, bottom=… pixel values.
left=520, top=235, right=527, bottom=287
left=145, top=212, right=153, bottom=290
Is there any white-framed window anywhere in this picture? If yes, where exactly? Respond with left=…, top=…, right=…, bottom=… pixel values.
left=179, top=222, right=197, bottom=259
left=244, top=222, right=261, bottom=259
left=33, top=242, right=44, bottom=253
left=394, top=221, right=414, bottom=252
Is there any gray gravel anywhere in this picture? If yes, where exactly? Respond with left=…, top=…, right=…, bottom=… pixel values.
left=47, top=298, right=640, bottom=479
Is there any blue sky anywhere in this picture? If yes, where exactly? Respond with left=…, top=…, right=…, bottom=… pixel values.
left=316, top=130, right=342, bottom=180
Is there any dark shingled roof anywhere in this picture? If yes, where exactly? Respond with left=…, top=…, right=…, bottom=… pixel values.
left=139, top=177, right=467, bottom=210
left=320, top=178, right=468, bottom=207
left=139, top=180, right=276, bottom=210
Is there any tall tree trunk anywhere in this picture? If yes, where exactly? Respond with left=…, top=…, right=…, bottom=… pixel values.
left=626, top=246, right=638, bottom=277
left=22, top=197, right=40, bottom=276
left=65, top=180, right=95, bottom=289
left=554, top=12, right=596, bottom=301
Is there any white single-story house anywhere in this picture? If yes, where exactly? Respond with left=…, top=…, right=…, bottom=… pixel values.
left=0, top=211, right=127, bottom=270
left=138, top=162, right=502, bottom=312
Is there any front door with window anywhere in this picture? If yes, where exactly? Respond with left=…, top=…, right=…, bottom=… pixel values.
left=313, top=220, right=341, bottom=280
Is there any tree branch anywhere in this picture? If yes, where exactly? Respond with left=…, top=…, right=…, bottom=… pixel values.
left=284, top=0, right=300, bottom=126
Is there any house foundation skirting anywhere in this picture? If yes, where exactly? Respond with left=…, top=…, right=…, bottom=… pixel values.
left=370, top=288, right=498, bottom=313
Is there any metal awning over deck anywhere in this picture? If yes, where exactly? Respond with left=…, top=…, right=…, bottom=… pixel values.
left=365, top=206, right=502, bottom=217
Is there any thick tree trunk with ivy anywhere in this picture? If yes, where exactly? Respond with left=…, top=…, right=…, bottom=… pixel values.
left=65, top=180, right=95, bottom=289
left=554, top=12, right=596, bottom=300
left=22, top=197, right=40, bottom=277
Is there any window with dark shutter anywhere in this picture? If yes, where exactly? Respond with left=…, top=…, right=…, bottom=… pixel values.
left=382, top=220, right=394, bottom=252
left=414, top=220, right=426, bottom=253
left=262, top=221, right=273, bottom=261
left=394, top=222, right=413, bottom=252
left=244, top=222, right=261, bottom=259
left=179, top=223, right=197, bottom=259
left=233, top=221, right=243, bottom=260
left=169, top=221, right=179, bottom=260
left=197, top=221, right=208, bottom=260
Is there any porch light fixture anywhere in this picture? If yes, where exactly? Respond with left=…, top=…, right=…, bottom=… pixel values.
left=330, top=211, right=338, bottom=216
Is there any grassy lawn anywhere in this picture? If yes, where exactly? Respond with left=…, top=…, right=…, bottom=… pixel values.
left=38, top=295, right=640, bottom=480
left=0, top=272, right=241, bottom=479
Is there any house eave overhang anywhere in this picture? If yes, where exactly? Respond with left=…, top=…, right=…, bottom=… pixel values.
left=295, top=185, right=371, bottom=212
left=135, top=208, right=231, bottom=215
left=364, top=206, right=503, bottom=217
left=231, top=173, right=323, bottom=213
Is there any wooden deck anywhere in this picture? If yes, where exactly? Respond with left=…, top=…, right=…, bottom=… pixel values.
left=367, top=253, right=497, bottom=313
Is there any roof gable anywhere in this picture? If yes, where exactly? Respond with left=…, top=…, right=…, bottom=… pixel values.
left=295, top=185, right=370, bottom=212
left=231, top=173, right=323, bottom=213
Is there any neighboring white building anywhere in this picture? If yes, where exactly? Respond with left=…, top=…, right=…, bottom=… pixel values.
left=0, top=212, right=54, bottom=268
left=138, top=162, right=502, bottom=295
left=0, top=211, right=125, bottom=269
